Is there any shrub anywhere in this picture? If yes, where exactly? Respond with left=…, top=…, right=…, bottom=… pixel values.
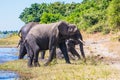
left=86, top=23, right=103, bottom=33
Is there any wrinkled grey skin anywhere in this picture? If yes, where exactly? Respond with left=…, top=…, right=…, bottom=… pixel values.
left=24, top=21, right=78, bottom=67
left=18, top=22, right=39, bottom=59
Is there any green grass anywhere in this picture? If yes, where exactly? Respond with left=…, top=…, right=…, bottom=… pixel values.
left=0, top=57, right=120, bottom=80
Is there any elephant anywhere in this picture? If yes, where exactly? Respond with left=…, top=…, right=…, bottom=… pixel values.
left=68, top=24, right=86, bottom=61
left=40, top=26, right=86, bottom=61
left=18, top=22, right=82, bottom=60
left=24, top=21, right=81, bottom=67
left=18, top=22, right=39, bottom=59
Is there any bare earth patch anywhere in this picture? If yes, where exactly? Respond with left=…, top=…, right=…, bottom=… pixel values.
left=81, top=32, right=120, bottom=72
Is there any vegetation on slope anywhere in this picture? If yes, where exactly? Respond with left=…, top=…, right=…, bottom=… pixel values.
left=19, top=0, right=120, bottom=33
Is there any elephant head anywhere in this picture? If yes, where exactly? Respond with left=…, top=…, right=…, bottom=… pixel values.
left=44, top=21, right=79, bottom=65
left=68, top=24, right=86, bottom=62
left=54, top=21, right=78, bottom=37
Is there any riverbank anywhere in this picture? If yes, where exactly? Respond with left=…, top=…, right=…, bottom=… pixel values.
left=0, top=32, right=120, bottom=80
left=0, top=58, right=120, bottom=80
left=0, top=35, right=19, bottom=48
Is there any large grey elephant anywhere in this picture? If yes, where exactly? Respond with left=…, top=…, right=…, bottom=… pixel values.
left=24, top=21, right=80, bottom=67
left=18, top=22, right=80, bottom=60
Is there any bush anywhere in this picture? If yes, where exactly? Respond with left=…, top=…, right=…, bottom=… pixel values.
left=86, top=24, right=103, bottom=33
left=102, top=27, right=110, bottom=34
left=107, top=0, right=120, bottom=31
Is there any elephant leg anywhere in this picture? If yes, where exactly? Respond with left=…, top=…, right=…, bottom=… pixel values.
left=59, top=43, right=71, bottom=64
left=25, top=40, right=35, bottom=67
left=68, top=52, right=76, bottom=60
left=33, top=47, right=40, bottom=67
left=69, top=47, right=81, bottom=59
left=40, top=51, right=45, bottom=59
left=44, top=46, right=56, bottom=66
left=18, top=44, right=27, bottom=59
left=27, top=49, right=34, bottom=67
left=79, top=43, right=86, bottom=62
left=56, top=49, right=64, bottom=59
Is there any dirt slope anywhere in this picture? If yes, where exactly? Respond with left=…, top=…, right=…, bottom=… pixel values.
left=80, top=32, right=120, bottom=70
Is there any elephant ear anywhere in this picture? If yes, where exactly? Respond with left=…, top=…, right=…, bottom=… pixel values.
left=68, top=24, right=77, bottom=33
left=57, top=21, right=69, bottom=35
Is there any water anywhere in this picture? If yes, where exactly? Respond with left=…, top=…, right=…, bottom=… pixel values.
left=0, top=70, right=19, bottom=80
left=0, top=48, right=18, bottom=63
left=0, top=34, right=11, bottom=39
left=0, top=48, right=19, bottom=80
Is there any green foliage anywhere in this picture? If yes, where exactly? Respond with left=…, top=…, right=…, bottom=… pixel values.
left=87, top=23, right=103, bottom=33
left=40, top=12, right=63, bottom=23
left=107, top=0, right=120, bottom=31
left=19, top=0, right=120, bottom=33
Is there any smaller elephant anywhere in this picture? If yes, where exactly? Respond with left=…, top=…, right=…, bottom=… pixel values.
left=68, top=24, right=86, bottom=62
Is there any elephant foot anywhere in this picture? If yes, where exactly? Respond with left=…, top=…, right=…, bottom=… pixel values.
left=18, top=56, right=24, bottom=59
left=76, top=56, right=81, bottom=60
left=66, top=61, right=71, bottom=64
left=28, top=57, right=33, bottom=67
left=34, top=62, right=40, bottom=67
left=78, top=56, right=81, bottom=59
left=27, top=64, right=33, bottom=68
left=69, top=54, right=76, bottom=60
left=44, top=62, right=50, bottom=66
left=83, top=58, right=86, bottom=63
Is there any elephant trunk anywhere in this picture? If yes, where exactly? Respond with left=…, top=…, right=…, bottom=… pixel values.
left=78, top=38, right=86, bottom=62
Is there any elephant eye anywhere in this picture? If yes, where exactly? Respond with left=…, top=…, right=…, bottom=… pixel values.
left=68, top=27, right=73, bottom=32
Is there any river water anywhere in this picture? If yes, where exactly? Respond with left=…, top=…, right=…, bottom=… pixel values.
left=0, top=48, right=19, bottom=80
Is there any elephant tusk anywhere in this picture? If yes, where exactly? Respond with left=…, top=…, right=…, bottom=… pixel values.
left=79, top=39, right=85, bottom=45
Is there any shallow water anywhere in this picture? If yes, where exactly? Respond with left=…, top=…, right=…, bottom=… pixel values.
left=0, top=48, right=18, bottom=63
left=0, top=48, right=19, bottom=80
left=0, top=70, right=19, bottom=80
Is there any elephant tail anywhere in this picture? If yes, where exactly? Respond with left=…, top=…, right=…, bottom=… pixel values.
left=16, top=29, right=22, bottom=48
left=18, top=29, right=22, bottom=38
left=16, top=40, right=21, bottom=48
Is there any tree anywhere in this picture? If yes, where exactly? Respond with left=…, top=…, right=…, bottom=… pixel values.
left=40, top=12, right=62, bottom=23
